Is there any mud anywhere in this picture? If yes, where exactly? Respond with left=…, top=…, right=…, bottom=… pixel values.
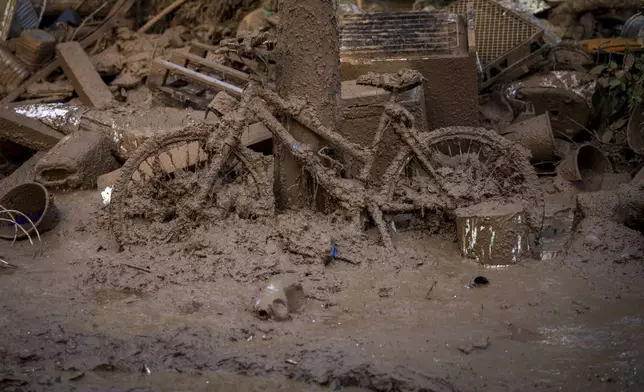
left=2, top=190, right=644, bottom=391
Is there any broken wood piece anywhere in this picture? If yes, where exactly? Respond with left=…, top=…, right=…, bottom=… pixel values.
left=0, top=109, right=64, bottom=151
left=56, top=42, right=115, bottom=109
left=137, top=0, right=189, bottom=33
left=455, top=201, right=531, bottom=266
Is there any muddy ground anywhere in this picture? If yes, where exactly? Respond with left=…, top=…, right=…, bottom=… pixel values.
left=1, top=189, right=643, bottom=391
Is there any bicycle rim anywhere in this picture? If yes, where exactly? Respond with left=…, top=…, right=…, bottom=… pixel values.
left=383, top=126, right=542, bottom=230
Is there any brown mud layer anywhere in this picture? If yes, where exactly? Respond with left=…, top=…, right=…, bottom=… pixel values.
left=1, top=190, right=644, bottom=391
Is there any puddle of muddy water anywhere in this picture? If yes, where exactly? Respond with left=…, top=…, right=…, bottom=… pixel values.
left=75, top=370, right=367, bottom=392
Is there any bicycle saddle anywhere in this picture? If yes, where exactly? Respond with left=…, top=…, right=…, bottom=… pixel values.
left=355, top=69, right=425, bottom=93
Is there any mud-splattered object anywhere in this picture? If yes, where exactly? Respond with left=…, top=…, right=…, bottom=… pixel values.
left=35, top=130, right=120, bottom=189
left=254, top=278, right=305, bottom=321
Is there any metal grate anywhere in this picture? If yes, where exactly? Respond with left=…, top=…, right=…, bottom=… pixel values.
left=340, top=12, right=460, bottom=56
left=443, top=0, right=541, bottom=66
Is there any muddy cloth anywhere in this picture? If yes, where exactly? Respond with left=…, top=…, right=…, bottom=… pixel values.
left=35, top=130, right=119, bottom=189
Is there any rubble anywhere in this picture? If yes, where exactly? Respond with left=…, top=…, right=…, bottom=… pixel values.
left=1, top=1, right=644, bottom=391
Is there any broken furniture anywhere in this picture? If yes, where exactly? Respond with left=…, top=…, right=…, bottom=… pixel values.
left=442, top=0, right=550, bottom=90
left=147, top=41, right=246, bottom=109
left=339, top=11, right=479, bottom=129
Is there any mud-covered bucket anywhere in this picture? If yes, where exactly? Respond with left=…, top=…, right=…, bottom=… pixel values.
left=502, top=113, right=556, bottom=162
left=627, top=102, right=644, bottom=154
left=0, top=182, right=60, bottom=240
left=556, top=144, right=612, bottom=191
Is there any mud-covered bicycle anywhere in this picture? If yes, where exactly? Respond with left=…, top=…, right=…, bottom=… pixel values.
left=110, top=36, right=540, bottom=248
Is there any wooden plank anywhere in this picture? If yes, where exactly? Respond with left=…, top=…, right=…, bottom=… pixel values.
left=56, top=42, right=116, bottom=108
left=152, top=59, right=244, bottom=97
left=0, top=109, right=65, bottom=151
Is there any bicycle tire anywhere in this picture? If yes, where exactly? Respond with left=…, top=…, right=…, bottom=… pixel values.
left=110, top=125, right=212, bottom=247
left=383, top=126, right=542, bottom=228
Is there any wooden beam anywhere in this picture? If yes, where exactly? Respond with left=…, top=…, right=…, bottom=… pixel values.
left=0, top=109, right=65, bottom=151
left=56, top=42, right=116, bottom=108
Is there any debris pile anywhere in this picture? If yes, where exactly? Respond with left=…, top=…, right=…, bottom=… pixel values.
left=0, top=0, right=643, bottom=271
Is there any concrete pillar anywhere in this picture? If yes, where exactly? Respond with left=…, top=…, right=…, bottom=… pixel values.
left=274, top=0, right=341, bottom=210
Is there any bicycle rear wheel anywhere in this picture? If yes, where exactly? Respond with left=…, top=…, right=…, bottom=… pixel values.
left=110, top=125, right=271, bottom=247
left=383, top=126, right=542, bottom=230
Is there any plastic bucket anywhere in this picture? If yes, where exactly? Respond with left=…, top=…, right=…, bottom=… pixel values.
left=556, top=144, right=612, bottom=191
left=503, top=113, right=556, bottom=162
left=0, top=182, right=60, bottom=240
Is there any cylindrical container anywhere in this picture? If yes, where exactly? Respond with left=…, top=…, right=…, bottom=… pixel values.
left=0, top=182, right=60, bottom=240
left=503, top=113, right=556, bottom=162
left=627, top=102, right=644, bottom=154
left=455, top=201, right=531, bottom=266
left=556, top=144, right=613, bottom=191
left=0, top=46, right=30, bottom=91
left=15, top=29, right=56, bottom=71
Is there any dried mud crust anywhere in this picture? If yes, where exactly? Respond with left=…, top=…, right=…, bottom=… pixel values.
left=110, top=124, right=272, bottom=247
left=383, top=126, right=543, bottom=230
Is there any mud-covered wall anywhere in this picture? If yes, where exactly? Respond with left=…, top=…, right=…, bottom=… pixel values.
left=274, top=0, right=341, bottom=210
